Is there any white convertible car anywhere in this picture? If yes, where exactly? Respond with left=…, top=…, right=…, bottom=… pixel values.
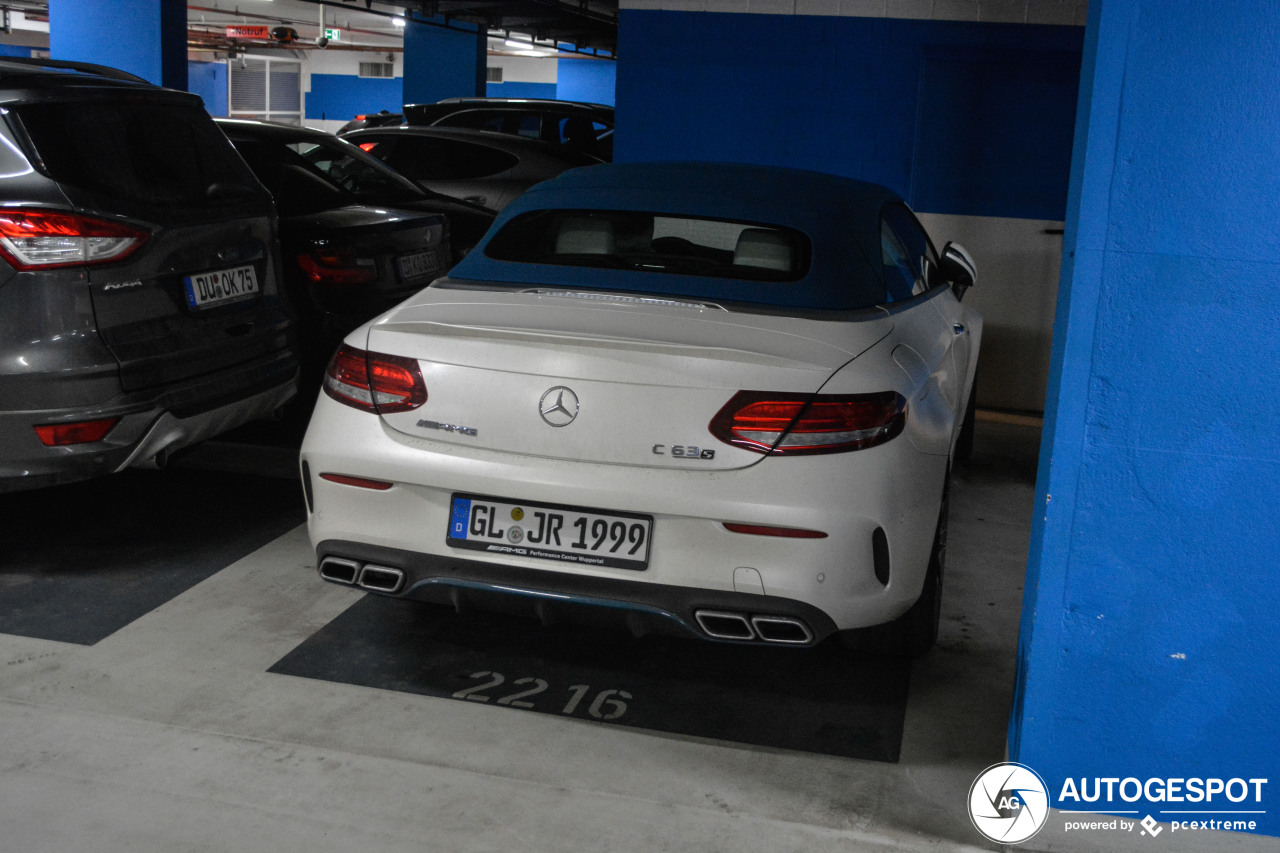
left=299, top=162, right=981, bottom=657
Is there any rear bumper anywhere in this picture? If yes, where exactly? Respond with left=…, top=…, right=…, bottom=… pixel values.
left=300, top=395, right=949, bottom=636
left=0, top=353, right=298, bottom=493
left=315, top=539, right=839, bottom=646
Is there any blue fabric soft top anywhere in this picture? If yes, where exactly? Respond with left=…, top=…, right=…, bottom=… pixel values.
left=446, top=162, right=898, bottom=311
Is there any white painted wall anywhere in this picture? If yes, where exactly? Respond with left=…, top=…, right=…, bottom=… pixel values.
left=488, top=54, right=558, bottom=84
left=307, top=49, right=399, bottom=76
left=918, top=213, right=1063, bottom=413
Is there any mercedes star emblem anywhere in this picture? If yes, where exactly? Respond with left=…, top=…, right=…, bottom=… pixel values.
left=539, top=386, right=579, bottom=427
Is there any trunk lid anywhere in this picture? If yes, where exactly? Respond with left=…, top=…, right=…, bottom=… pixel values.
left=10, top=93, right=293, bottom=392
left=282, top=206, right=447, bottom=309
left=368, top=286, right=892, bottom=471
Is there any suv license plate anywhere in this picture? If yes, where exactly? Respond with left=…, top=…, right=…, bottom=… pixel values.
left=397, top=250, right=440, bottom=282
left=447, top=494, right=652, bottom=570
left=184, top=265, right=259, bottom=309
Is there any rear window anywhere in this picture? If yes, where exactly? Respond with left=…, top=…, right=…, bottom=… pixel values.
left=15, top=100, right=260, bottom=208
left=484, top=210, right=810, bottom=282
left=363, top=136, right=520, bottom=181
left=297, top=140, right=424, bottom=205
left=229, top=139, right=354, bottom=216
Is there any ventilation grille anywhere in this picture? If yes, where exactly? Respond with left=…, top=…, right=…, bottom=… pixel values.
left=359, top=62, right=394, bottom=78
left=227, top=56, right=302, bottom=124
left=229, top=59, right=267, bottom=113
left=486, top=66, right=503, bottom=83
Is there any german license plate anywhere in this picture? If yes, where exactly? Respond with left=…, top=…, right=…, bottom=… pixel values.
left=397, top=250, right=440, bottom=281
left=447, top=494, right=652, bottom=570
left=183, top=264, right=258, bottom=309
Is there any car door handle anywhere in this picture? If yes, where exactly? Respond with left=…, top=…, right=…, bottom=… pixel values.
left=953, top=323, right=967, bottom=335
left=462, top=195, right=486, bottom=205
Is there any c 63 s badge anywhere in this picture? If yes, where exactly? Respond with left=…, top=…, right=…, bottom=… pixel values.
left=418, top=419, right=477, bottom=437
left=652, top=444, right=715, bottom=460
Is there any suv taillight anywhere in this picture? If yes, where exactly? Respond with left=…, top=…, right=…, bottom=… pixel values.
left=709, top=391, right=907, bottom=455
left=297, top=244, right=377, bottom=286
left=0, top=210, right=149, bottom=270
left=322, top=344, right=427, bottom=414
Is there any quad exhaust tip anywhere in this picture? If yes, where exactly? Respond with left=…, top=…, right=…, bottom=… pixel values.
left=750, top=615, right=814, bottom=645
left=318, top=557, right=359, bottom=585
left=694, top=609, right=814, bottom=645
left=318, top=557, right=404, bottom=594
left=357, top=564, right=404, bottom=593
left=695, top=610, right=755, bottom=640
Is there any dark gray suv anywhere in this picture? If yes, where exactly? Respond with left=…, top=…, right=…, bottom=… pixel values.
left=0, top=59, right=298, bottom=492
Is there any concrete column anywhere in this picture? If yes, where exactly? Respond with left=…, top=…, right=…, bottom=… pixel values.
left=49, top=0, right=186, bottom=90
left=1011, top=0, right=1280, bottom=837
left=402, top=15, right=484, bottom=107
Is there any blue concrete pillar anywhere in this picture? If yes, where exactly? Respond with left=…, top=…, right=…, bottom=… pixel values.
left=49, top=0, right=186, bottom=91
left=1011, top=0, right=1280, bottom=838
left=557, top=58, right=616, bottom=106
left=402, top=16, right=484, bottom=106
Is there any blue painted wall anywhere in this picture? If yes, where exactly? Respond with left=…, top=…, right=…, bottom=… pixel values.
left=0, top=45, right=34, bottom=58
left=188, top=61, right=227, bottom=116
left=1013, top=0, right=1280, bottom=836
left=49, top=0, right=186, bottom=90
left=486, top=81, right=557, bottom=100
left=307, top=73, right=401, bottom=122
left=616, top=12, right=1081, bottom=220
left=557, top=58, right=616, bottom=106
left=403, top=16, right=484, bottom=106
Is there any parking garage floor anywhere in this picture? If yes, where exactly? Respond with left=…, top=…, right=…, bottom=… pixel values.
left=1, top=420, right=1274, bottom=853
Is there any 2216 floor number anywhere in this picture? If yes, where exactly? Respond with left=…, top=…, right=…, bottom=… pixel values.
left=451, top=670, right=632, bottom=721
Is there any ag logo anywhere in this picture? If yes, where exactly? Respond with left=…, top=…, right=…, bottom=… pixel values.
left=968, top=762, right=1050, bottom=844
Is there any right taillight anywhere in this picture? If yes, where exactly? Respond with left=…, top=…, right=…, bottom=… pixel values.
left=0, top=210, right=149, bottom=270
left=709, top=390, right=907, bottom=455
left=297, top=243, right=377, bottom=286
left=322, top=344, right=427, bottom=414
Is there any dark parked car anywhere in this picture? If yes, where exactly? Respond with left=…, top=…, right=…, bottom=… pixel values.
left=403, top=97, right=614, bottom=161
left=341, top=125, right=601, bottom=210
left=218, top=119, right=495, bottom=262
left=0, top=58, right=298, bottom=493
left=336, top=110, right=404, bottom=135
left=217, top=119, right=452, bottom=374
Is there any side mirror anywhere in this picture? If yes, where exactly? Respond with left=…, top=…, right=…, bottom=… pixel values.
left=940, top=241, right=976, bottom=300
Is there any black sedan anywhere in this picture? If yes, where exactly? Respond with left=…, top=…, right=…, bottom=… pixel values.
left=340, top=125, right=602, bottom=210
left=218, top=119, right=495, bottom=262
left=217, top=119, right=453, bottom=374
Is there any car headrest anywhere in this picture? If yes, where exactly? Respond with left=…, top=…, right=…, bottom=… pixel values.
left=733, top=228, right=791, bottom=272
left=555, top=216, right=616, bottom=255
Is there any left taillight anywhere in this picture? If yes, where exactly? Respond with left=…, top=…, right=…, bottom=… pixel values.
left=709, top=390, right=907, bottom=455
left=322, top=344, right=427, bottom=414
left=297, top=243, right=377, bottom=286
left=0, top=210, right=149, bottom=270
left=34, top=417, right=119, bottom=447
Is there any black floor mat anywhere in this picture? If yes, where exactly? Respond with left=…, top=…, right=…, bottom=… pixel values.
left=0, top=468, right=305, bottom=645
left=271, top=595, right=910, bottom=761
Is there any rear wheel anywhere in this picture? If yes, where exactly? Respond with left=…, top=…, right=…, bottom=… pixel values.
left=840, top=478, right=948, bottom=658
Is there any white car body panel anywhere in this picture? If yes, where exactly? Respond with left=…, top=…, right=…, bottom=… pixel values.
left=369, top=287, right=895, bottom=469
left=301, top=285, right=982, bottom=637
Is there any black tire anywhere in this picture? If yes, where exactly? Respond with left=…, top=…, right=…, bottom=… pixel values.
left=840, top=478, right=948, bottom=658
left=955, top=376, right=977, bottom=462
